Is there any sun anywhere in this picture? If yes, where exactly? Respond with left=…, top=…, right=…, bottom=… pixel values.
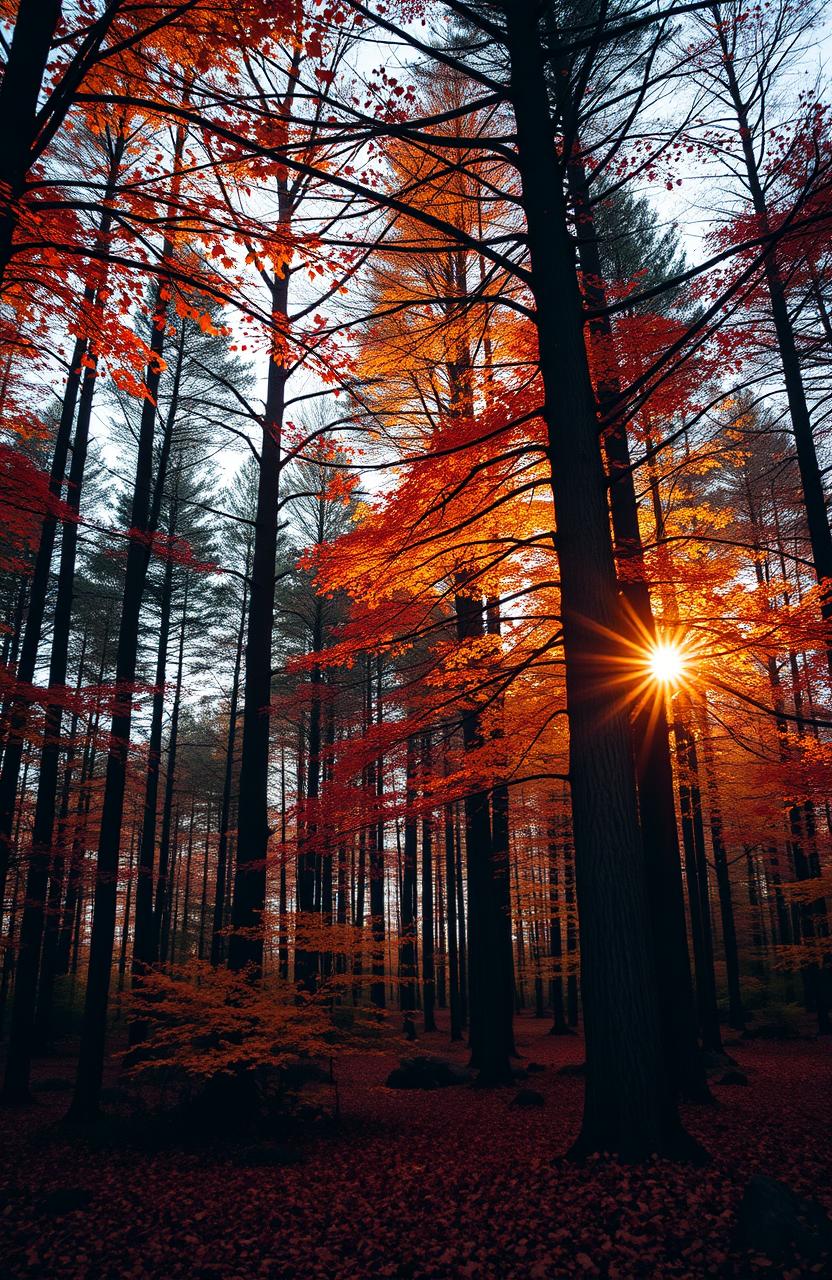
left=648, top=639, right=686, bottom=686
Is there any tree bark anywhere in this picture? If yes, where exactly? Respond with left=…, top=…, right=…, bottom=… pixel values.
left=0, top=0, right=63, bottom=285
left=228, top=259, right=288, bottom=973
left=420, top=733, right=436, bottom=1033
left=502, top=0, right=694, bottom=1157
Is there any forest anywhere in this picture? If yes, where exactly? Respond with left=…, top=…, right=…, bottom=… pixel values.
left=0, top=0, right=831, bottom=1276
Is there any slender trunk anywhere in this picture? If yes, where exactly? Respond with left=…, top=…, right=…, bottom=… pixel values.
left=444, top=768, right=462, bottom=1039
left=675, top=712, right=723, bottom=1053
left=420, top=734, right=436, bottom=1032
left=132, top=354, right=186, bottom=979
left=69, top=225, right=180, bottom=1120
left=713, top=6, right=832, bottom=676
left=197, top=801, right=211, bottom=961
left=368, top=659, right=385, bottom=1008
left=456, top=586, right=511, bottom=1083
left=155, top=577, right=189, bottom=966
left=401, top=735, right=418, bottom=1024
left=455, top=803, right=467, bottom=1028
left=3, top=238, right=120, bottom=1098
left=211, top=543, right=249, bottom=965
left=33, top=625, right=88, bottom=1045
left=699, top=709, right=744, bottom=1029
left=229, top=257, right=289, bottom=973
left=178, top=796, right=195, bottom=964
left=296, top=601, right=323, bottom=992
left=57, top=625, right=109, bottom=977
left=548, top=811, right=569, bottom=1035
left=0, top=165, right=123, bottom=915
left=486, top=599, right=516, bottom=1056
left=117, top=831, right=136, bottom=993
left=279, top=751, right=289, bottom=979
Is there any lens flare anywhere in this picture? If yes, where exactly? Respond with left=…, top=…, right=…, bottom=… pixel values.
left=648, top=639, right=686, bottom=686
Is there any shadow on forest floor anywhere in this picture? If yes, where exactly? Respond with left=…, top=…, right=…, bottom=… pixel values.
left=1, top=1011, right=830, bottom=1278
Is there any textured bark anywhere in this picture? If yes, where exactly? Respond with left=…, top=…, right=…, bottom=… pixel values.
left=444, top=782, right=462, bottom=1040
left=211, top=545, right=249, bottom=966
left=228, top=261, right=288, bottom=973
left=401, top=735, right=418, bottom=1022
left=3, top=230, right=118, bottom=1099
left=34, top=626, right=88, bottom=1045
left=565, top=154, right=707, bottom=1102
left=700, top=712, right=744, bottom=1029
left=69, top=261, right=174, bottom=1121
left=420, top=733, right=436, bottom=1033
left=675, top=713, right=723, bottom=1053
left=0, top=0, right=62, bottom=284
left=503, top=0, right=693, bottom=1157
left=456, top=587, right=512, bottom=1084
left=154, top=578, right=189, bottom=966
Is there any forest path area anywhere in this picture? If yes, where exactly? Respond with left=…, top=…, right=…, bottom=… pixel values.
left=0, top=1016, right=830, bottom=1279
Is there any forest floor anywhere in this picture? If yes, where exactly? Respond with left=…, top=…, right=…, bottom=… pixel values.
left=0, top=1014, right=830, bottom=1279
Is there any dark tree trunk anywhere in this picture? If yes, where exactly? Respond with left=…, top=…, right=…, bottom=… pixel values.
left=547, top=812, right=569, bottom=1035
left=503, top=0, right=693, bottom=1157
left=368, top=659, right=385, bottom=1008
left=675, top=714, right=723, bottom=1053
left=132, top=355, right=187, bottom=982
left=69, top=256, right=175, bottom=1121
left=486, top=599, right=516, bottom=1056
left=211, top=544, right=249, bottom=966
left=34, top=625, right=88, bottom=1046
left=700, top=711, right=744, bottom=1029
left=278, top=750, right=289, bottom=980
left=0, top=159, right=123, bottom=919
left=296, top=603, right=323, bottom=993
left=228, top=259, right=289, bottom=974
left=197, top=801, right=211, bottom=961
left=455, top=804, right=467, bottom=1029
left=154, top=578, right=189, bottom=966
left=179, top=796, right=195, bottom=963
left=117, top=831, right=136, bottom=994
left=0, top=0, right=62, bottom=284
left=420, top=733, right=436, bottom=1033
left=57, top=626, right=109, bottom=978
left=455, top=587, right=511, bottom=1084
left=565, top=153, right=707, bottom=1103
left=436, top=850, right=447, bottom=1009
left=3, top=265, right=114, bottom=1100
left=443, top=777, right=462, bottom=1040
left=401, top=735, right=418, bottom=1025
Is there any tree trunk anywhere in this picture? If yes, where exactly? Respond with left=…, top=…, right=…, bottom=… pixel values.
left=699, top=710, right=744, bottom=1029
left=502, top=0, right=694, bottom=1157
left=455, top=587, right=511, bottom=1084
left=211, top=544, right=249, bottom=965
left=3, top=264, right=115, bottom=1100
left=566, top=152, right=707, bottom=1102
left=69, top=257, right=176, bottom=1121
left=401, top=735, right=418, bottom=1026
left=420, top=733, right=436, bottom=1033
left=486, top=599, right=517, bottom=1055
left=0, top=0, right=62, bottom=285
left=154, top=577, right=189, bottom=965
left=34, top=625, right=88, bottom=1046
left=444, top=775, right=462, bottom=1040
left=228, top=261, right=288, bottom=973
left=712, top=5, right=832, bottom=677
